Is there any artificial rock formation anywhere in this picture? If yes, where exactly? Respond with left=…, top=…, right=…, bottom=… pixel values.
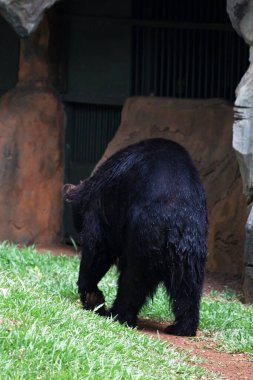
left=0, top=0, right=59, bottom=36
left=0, top=17, right=65, bottom=244
left=227, top=0, right=253, bottom=301
left=227, top=0, right=253, bottom=45
left=97, top=97, right=247, bottom=275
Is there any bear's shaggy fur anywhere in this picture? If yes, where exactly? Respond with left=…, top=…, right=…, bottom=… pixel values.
left=62, top=138, right=208, bottom=336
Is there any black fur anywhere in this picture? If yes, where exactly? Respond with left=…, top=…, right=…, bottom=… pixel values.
left=63, top=138, right=208, bottom=336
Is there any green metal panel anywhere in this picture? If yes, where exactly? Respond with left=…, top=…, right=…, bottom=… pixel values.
left=63, top=102, right=122, bottom=241
left=58, top=0, right=131, bottom=18
left=57, top=0, right=132, bottom=105
left=62, top=16, right=131, bottom=105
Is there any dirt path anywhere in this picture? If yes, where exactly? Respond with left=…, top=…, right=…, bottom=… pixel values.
left=138, top=319, right=253, bottom=380
left=36, top=244, right=253, bottom=379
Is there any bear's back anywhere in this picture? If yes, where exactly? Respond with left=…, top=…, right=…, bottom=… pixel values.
left=94, top=138, right=204, bottom=206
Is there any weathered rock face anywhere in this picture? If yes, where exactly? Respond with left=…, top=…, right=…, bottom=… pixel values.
left=233, top=63, right=253, bottom=302
left=233, top=58, right=253, bottom=200
left=0, top=87, right=64, bottom=244
left=0, top=0, right=60, bottom=37
left=97, top=97, right=247, bottom=275
left=0, top=16, right=65, bottom=244
left=227, top=0, right=253, bottom=45
left=227, top=0, right=253, bottom=301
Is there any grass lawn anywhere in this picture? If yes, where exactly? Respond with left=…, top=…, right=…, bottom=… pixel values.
left=0, top=243, right=252, bottom=379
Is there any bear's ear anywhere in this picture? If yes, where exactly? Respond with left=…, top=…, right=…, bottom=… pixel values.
left=61, top=184, right=76, bottom=203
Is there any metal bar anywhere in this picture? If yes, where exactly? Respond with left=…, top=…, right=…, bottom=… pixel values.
left=204, top=29, right=209, bottom=99
left=191, top=28, right=196, bottom=98
left=154, top=28, right=159, bottom=95
left=210, top=30, right=215, bottom=98
left=172, top=28, right=177, bottom=97
left=159, top=28, right=165, bottom=96
left=59, top=14, right=234, bottom=32
left=223, top=31, right=229, bottom=99
left=166, top=28, right=171, bottom=96
left=217, top=30, right=223, bottom=98
left=178, top=27, right=183, bottom=98
left=197, top=30, right=202, bottom=98
left=185, top=29, right=190, bottom=98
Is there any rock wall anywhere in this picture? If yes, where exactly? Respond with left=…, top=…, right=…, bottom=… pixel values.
left=0, top=88, right=64, bottom=244
left=97, top=97, right=247, bottom=275
left=227, top=0, right=253, bottom=301
left=0, top=16, right=65, bottom=245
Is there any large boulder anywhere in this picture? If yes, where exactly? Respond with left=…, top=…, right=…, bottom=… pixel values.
left=97, top=97, right=247, bottom=275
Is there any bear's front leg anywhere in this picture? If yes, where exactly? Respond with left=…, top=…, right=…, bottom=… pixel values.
left=80, top=288, right=107, bottom=316
left=77, top=247, right=112, bottom=316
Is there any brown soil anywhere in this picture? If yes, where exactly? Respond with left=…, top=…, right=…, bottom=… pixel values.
left=36, top=244, right=253, bottom=380
left=138, top=319, right=252, bottom=380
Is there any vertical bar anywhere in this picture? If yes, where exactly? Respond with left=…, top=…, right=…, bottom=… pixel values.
left=223, top=31, right=229, bottom=99
left=166, top=28, right=171, bottom=96
left=159, top=28, right=165, bottom=96
left=229, top=32, right=235, bottom=101
left=197, top=30, right=202, bottom=98
left=172, top=28, right=177, bottom=96
left=204, top=29, right=209, bottom=99
left=185, top=28, right=190, bottom=98
left=216, top=30, right=222, bottom=98
left=142, top=26, right=146, bottom=94
left=191, top=28, right=196, bottom=98
left=210, top=30, right=215, bottom=98
left=179, top=27, right=185, bottom=97
left=154, top=27, right=159, bottom=95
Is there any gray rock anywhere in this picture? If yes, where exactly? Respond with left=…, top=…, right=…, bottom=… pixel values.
left=245, top=204, right=253, bottom=266
left=227, top=0, right=253, bottom=45
left=0, top=0, right=60, bottom=37
left=232, top=42, right=253, bottom=302
left=233, top=59, right=253, bottom=200
left=243, top=266, right=253, bottom=302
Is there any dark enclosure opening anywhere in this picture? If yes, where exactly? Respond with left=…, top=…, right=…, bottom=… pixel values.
left=131, top=0, right=248, bottom=100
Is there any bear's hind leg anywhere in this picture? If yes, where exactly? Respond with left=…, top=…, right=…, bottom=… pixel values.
left=164, top=259, right=205, bottom=336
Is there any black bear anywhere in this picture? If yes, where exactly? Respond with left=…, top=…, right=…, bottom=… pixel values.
left=62, top=138, right=208, bottom=336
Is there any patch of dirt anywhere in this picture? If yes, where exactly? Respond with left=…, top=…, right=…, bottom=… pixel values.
left=36, top=244, right=79, bottom=257
left=138, top=319, right=253, bottom=380
left=36, top=244, right=252, bottom=379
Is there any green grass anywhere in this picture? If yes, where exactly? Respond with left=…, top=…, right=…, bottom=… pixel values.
left=0, top=243, right=210, bottom=380
left=1, top=243, right=252, bottom=380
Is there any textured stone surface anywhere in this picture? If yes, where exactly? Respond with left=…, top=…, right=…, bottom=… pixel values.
left=0, top=0, right=59, bottom=37
left=233, top=59, right=253, bottom=201
left=227, top=0, right=253, bottom=45
left=244, top=266, right=253, bottom=302
left=244, top=204, right=253, bottom=266
left=0, top=14, right=65, bottom=245
left=228, top=0, right=253, bottom=299
left=233, top=44, right=253, bottom=298
left=97, top=97, right=247, bottom=274
left=0, top=87, right=64, bottom=244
